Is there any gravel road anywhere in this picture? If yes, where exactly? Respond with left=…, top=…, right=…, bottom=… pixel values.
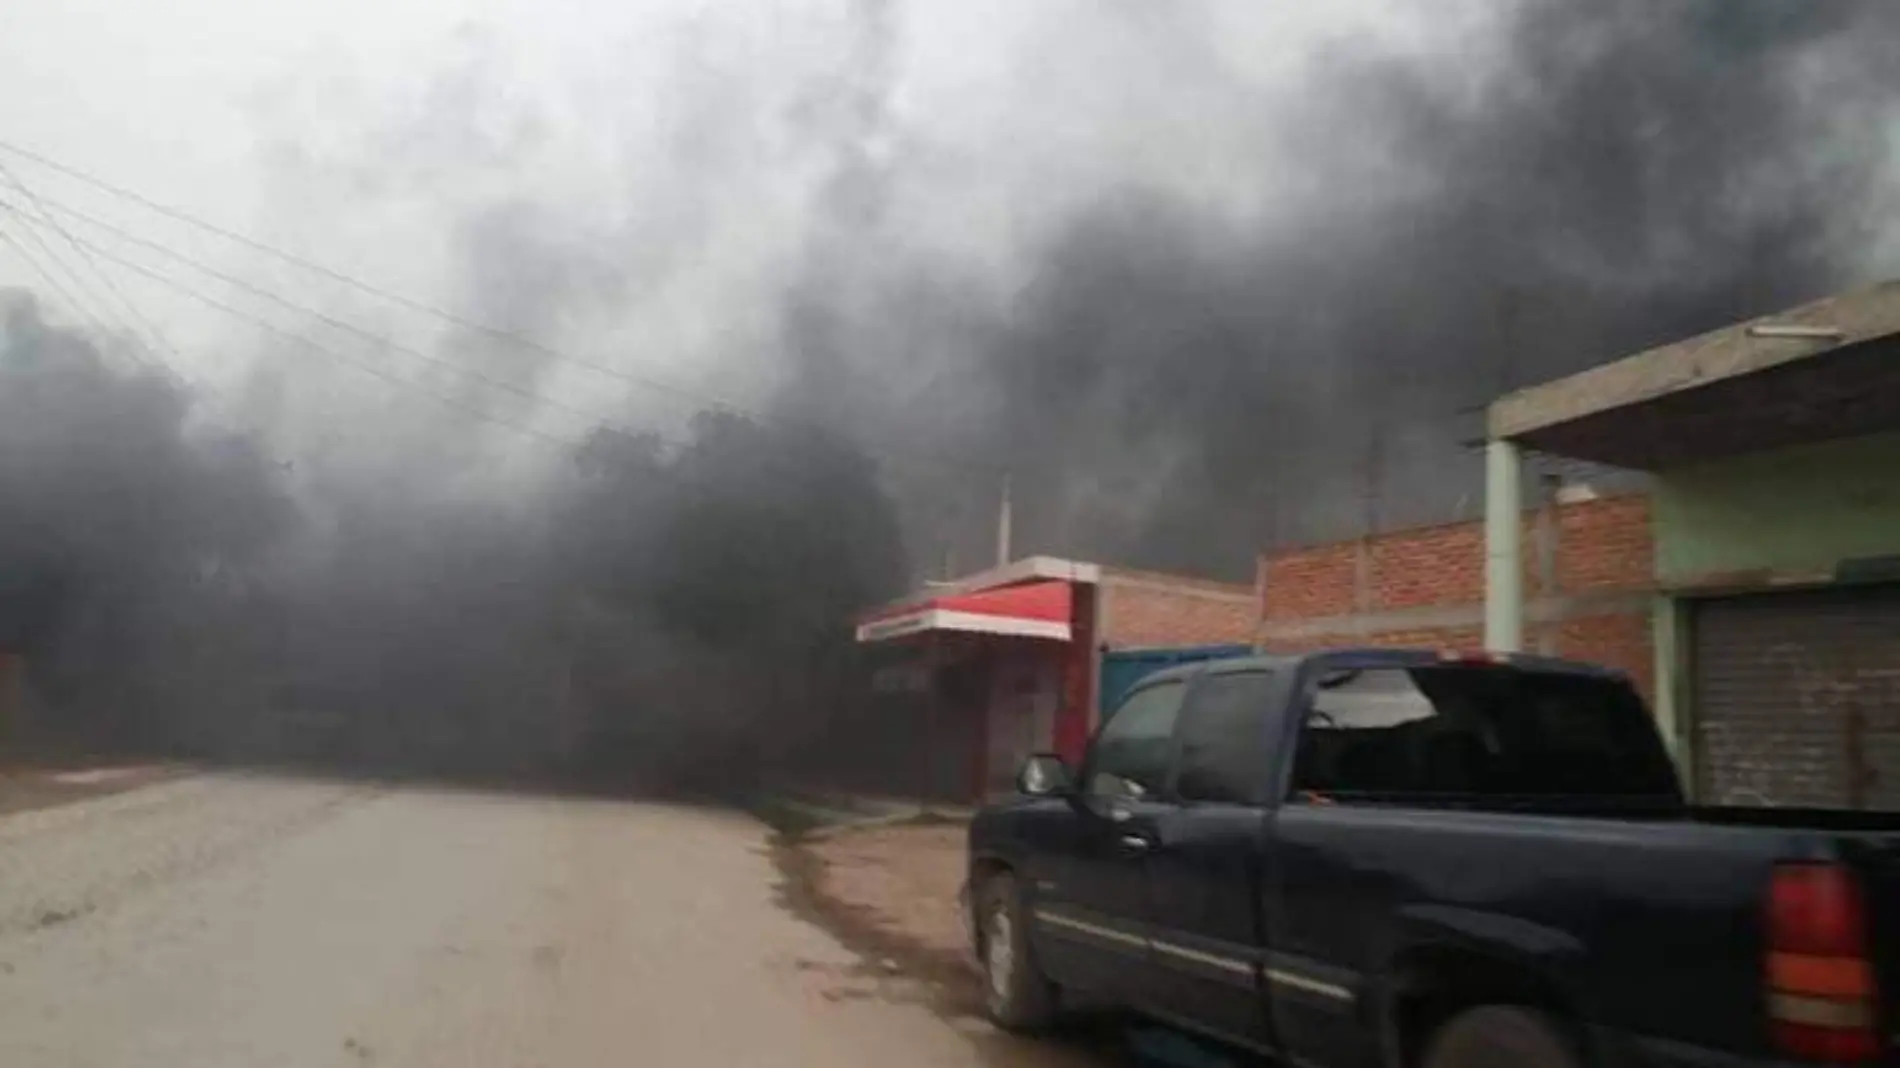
left=0, top=772, right=1030, bottom=1068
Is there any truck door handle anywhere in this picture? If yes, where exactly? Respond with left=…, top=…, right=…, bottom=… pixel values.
left=1119, top=833, right=1154, bottom=852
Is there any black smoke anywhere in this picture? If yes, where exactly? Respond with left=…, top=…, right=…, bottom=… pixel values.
left=0, top=290, right=906, bottom=791
left=4, top=0, right=1898, bottom=790
left=556, top=413, right=906, bottom=789
left=802, top=0, right=1900, bottom=577
left=0, top=292, right=290, bottom=752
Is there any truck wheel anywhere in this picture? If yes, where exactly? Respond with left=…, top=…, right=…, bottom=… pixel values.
left=1424, top=1007, right=1580, bottom=1068
left=977, top=870, right=1058, bottom=1030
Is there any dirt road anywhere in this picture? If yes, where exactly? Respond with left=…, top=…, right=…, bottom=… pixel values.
left=0, top=773, right=1049, bottom=1068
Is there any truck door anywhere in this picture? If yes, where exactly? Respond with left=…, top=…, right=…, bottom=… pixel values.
left=1270, top=664, right=1437, bottom=1068
left=1029, top=678, right=1185, bottom=1000
left=1143, top=667, right=1286, bottom=1051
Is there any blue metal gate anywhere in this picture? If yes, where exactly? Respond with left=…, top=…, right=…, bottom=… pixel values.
left=1099, top=644, right=1252, bottom=717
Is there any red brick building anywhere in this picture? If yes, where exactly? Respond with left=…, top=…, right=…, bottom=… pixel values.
left=1098, top=567, right=1259, bottom=649
left=1256, top=492, right=1658, bottom=700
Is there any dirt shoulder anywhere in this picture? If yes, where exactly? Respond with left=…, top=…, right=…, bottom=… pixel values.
left=0, top=762, right=181, bottom=817
left=772, top=818, right=983, bottom=1016
left=771, top=818, right=1160, bottom=1068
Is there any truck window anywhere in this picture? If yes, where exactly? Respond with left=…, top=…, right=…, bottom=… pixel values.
left=1290, top=666, right=1680, bottom=803
left=1086, top=680, right=1186, bottom=801
left=1175, top=671, right=1277, bottom=805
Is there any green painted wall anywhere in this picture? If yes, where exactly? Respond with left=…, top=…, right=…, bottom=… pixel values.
left=1653, top=431, right=1900, bottom=585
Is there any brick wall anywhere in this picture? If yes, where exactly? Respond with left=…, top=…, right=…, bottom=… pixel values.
left=1256, top=494, right=1657, bottom=701
left=1260, top=543, right=1357, bottom=621
left=1368, top=523, right=1485, bottom=610
left=1555, top=494, right=1654, bottom=593
left=1556, top=611, right=1654, bottom=699
left=1100, top=569, right=1257, bottom=649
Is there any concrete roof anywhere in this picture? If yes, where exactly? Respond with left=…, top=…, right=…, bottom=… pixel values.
left=1488, top=281, right=1900, bottom=469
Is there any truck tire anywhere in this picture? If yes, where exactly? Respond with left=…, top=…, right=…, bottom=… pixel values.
left=977, top=870, right=1058, bottom=1031
left=1424, top=1006, right=1581, bottom=1068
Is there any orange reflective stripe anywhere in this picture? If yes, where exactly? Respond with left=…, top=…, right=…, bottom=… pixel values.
left=1768, top=952, right=1874, bottom=998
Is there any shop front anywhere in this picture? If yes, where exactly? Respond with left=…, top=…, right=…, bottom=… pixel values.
left=851, top=555, right=1255, bottom=804
left=855, top=565, right=1096, bottom=803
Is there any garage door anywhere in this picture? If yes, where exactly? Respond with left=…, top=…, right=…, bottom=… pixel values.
left=1691, top=584, right=1900, bottom=809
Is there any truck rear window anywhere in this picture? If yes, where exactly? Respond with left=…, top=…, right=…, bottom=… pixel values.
left=1291, top=666, right=1682, bottom=804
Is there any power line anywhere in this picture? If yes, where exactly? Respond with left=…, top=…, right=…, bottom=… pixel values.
left=4, top=202, right=917, bottom=492
left=0, top=171, right=206, bottom=391
left=0, top=136, right=1000, bottom=482
left=0, top=147, right=983, bottom=515
left=2, top=201, right=911, bottom=496
left=0, top=219, right=116, bottom=336
left=2, top=212, right=283, bottom=443
left=0, top=135, right=1018, bottom=575
left=0, top=214, right=180, bottom=384
left=0, top=204, right=583, bottom=451
left=0, top=136, right=746, bottom=414
left=0, top=160, right=186, bottom=369
left=0, top=196, right=646, bottom=435
left=0, top=199, right=125, bottom=342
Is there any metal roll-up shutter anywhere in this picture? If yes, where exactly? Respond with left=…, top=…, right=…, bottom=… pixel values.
left=1691, top=585, right=1900, bottom=809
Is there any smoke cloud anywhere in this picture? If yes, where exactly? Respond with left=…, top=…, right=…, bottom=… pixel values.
left=0, top=293, right=906, bottom=789
left=795, top=0, right=1900, bottom=576
left=3, top=0, right=1898, bottom=789
left=0, top=293, right=290, bottom=751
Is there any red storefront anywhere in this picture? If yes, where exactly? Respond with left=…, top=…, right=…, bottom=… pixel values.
left=855, top=558, right=1100, bottom=802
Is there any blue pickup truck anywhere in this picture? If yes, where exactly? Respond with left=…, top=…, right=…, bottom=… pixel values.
left=965, top=648, right=1900, bottom=1067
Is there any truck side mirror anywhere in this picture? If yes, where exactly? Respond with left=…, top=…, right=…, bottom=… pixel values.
left=1016, top=753, right=1074, bottom=797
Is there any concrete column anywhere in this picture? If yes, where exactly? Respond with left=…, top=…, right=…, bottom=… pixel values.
left=1351, top=537, right=1372, bottom=637
left=1484, top=439, right=1524, bottom=652
left=1651, top=595, right=1687, bottom=776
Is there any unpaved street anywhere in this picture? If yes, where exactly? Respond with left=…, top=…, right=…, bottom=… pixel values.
left=0, top=773, right=1020, bottom=1068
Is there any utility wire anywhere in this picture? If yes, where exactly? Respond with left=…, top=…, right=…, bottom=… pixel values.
left=0, top=214, right=183, bottom=385
left=0, top=219, right=128, bottom=345
left=0, top=170, right=211, bottom=396
left=0, top=203, right=582, bottom=450
left=62, top=231, right=921, bottom=494
left=20, top=184, right=993, bottom=488
left=5, top=200, right=915, bottom=492
left=0, top=219, right=114, bottom=336
left=1, top=196, right=647, bottom=435
left=0, top=136, right=999, bottom=481
left=0, top=160, right=925, bottom=500
left=1, top=209, right=273, bottom=440
left=0, top=136, right=744, bottom=413
left=0, top=160, right=186, bottom=369
left=0, top=198, right=126, bottom=342
left=3, top=201, right=731, bottom=486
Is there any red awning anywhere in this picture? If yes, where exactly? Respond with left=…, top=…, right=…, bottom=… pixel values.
left=856, top=580, right=1072, bottom=643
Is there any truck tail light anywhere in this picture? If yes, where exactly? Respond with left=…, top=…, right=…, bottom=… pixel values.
left=1767, top=862, right=1880, bottom=1063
